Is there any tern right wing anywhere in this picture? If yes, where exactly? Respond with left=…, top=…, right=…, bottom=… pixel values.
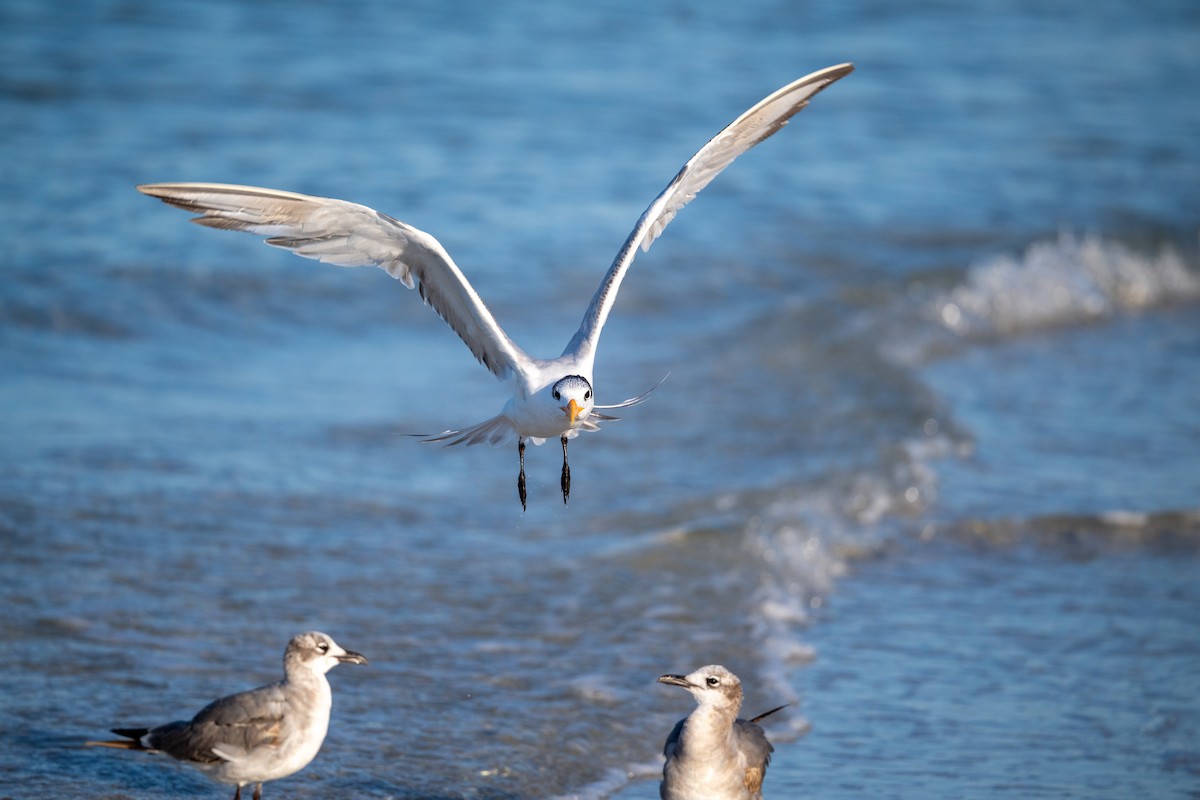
left=137, top=183, right=532, bottom=381
left=563, top=63, right=855, bottom=369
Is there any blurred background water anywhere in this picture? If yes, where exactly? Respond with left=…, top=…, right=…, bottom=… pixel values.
left=2, top=0, right=1198, bottom=798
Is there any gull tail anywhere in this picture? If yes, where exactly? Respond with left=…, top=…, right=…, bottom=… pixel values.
left=413, top=414, right=516, bottom=447
left=749, top=704, right=790, bottom=724
left=86, top=728, right=150, bottom=749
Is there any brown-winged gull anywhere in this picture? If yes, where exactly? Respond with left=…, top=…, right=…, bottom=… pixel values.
left=658, top=665, right=786, bottom=800
left=88, top=631, right=367, bottom=800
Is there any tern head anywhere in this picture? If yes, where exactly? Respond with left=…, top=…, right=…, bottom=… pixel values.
left=285, top=631, right=368, bottom=677
left=551, top=375, right=593, bottom=426
left=658, top=664, right=743, bottom=714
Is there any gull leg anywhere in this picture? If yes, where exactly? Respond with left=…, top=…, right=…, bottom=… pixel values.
left=517, top=438, right=527, bottom=511
left=560, top=435, right=570, bottom=505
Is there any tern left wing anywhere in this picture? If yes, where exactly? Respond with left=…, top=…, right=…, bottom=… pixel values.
left=137, top=183, right=532, bottom=380
left=562, top=63, right=854, bottom=367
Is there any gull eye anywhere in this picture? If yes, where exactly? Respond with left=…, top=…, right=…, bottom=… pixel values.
left=706, top=676, right=720, bottom=687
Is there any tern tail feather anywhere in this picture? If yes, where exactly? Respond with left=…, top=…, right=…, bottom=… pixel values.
left=415, top=414, right=515, bottom=447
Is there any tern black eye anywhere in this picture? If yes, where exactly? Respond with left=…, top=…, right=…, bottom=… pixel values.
left=553, top=390, right=561, bottom=400
left=584, top=390, right=591, bottom=400
left=317, top=641, right=330, bottom=654
left=706, top=676, right=720, bottom=687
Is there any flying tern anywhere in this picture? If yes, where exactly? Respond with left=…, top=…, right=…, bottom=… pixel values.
left=137, top=63, right=853, bottom=509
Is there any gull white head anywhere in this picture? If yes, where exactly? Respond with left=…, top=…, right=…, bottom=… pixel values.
left=658, top=664, right=744, bottom=715
left=284, top=631, right=368, bottom=677
left=551, top=375, right=593, bottom=427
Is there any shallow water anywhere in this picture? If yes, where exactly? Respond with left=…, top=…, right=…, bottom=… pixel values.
left=3, top=0, right=1199, bottom=798
left=613, top=516, right=1200, bottom=800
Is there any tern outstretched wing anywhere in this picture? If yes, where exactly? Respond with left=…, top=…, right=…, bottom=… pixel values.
left=137, top=183, right=532, bottom=380
left=564, top=63, right=855, bottom=367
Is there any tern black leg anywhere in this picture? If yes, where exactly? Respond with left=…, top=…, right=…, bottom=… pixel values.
left=252, top=783, right=262, bottom=800
left=517, top=438, right=527, bottom=511
left=233, top=787, right=241, bottom=800
left=560, top=435, right=571, bottom=504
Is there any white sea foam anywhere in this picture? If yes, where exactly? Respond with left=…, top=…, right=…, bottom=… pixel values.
left=548, top=763, right=661, bottom=800
left=736, top=413, right=970, bottom=733
left=931, top=233, right=1199, bottom=337
left=545, top=771, right=623, bottom=800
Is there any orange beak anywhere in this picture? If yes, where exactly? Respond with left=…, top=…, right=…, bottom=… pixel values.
left=564, top=398, right=583, bottom=425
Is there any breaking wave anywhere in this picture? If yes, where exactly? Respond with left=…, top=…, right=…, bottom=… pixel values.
left=929, top=232, right=1200, bottom=338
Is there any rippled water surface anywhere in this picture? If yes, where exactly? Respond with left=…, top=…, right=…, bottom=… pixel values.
left=2, top=0, right=1198, bottom=798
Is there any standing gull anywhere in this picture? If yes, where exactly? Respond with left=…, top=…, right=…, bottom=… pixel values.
left=657, top=665, right=786, bottom=800
left=136, top=63, right=854, bottom=510
left=88, top=632, right=367, bottom=800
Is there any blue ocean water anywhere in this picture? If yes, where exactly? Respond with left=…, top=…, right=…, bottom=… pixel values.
left=2, top=1, right=1198, bottom=798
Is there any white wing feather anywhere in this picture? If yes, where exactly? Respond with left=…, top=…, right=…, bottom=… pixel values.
left=137, top=64, right=853, bottom=387
left=563, top=63, right=854, bottom=366
left=136, top=183, right=531, bottom=380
